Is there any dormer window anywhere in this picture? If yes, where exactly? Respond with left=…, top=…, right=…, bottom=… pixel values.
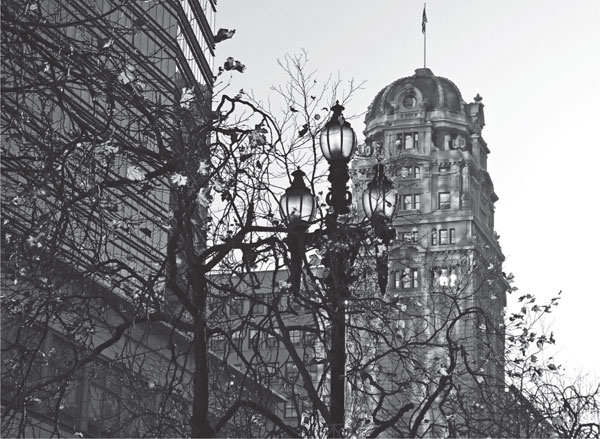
left=402, top=94, right=417, bottom=109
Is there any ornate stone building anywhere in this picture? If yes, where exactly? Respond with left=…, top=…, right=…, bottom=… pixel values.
left=351, top=67, right=507, bottom=435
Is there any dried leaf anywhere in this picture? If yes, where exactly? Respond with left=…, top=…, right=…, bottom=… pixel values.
left=126, top=165, right=145, bottom=181
left=171, top=173, right=188, bottom=186
left=197, top=187, right=211, bottom=207
left=214, top=28, right=236, bottom=43
left=198, top=160, right=209, bottom=175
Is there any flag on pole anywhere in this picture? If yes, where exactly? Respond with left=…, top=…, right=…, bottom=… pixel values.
left=422, top=4, right=428, bottom=34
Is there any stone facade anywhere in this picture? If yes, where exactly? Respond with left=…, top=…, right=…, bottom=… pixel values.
left=351, top=67, right=507, bottom=435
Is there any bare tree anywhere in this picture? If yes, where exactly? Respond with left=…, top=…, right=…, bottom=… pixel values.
left=1, top=1, right=293, bottom=437
left=3, top=3, right=597, bottom=437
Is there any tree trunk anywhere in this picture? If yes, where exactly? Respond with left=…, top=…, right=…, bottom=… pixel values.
left=191, top=317, right=214, bottom=438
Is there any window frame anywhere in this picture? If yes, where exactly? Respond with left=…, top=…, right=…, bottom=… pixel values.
left=439, top=192, right=451, bottom=210
left=290, top=330, right=302, bottom=346
left=400, top=268, right=419, bottom=289
left=229, top=297, right=245, bottom=315
left=402, top=231, right=417, bottom=243
left=264, top=330, right=278, bottom=348
left=400, top=194, right=421, bottom=210
left=248, top=329, right=258, bottom=349
left=210, top=334, right=226, bottom=351
left=284, top=401, right=296, bottom=419
left=395, top=132, right=419, bottom=150
left=439, top=229, right=448, bottom=245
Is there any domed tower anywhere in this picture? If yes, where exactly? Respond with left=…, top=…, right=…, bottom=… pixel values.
left=352, top=68, right=507, bottom=432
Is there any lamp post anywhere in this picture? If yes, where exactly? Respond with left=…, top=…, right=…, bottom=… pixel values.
left=280, top=103, right=396, bottom=438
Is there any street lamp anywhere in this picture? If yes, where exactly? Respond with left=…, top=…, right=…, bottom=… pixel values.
left=280, top=168, right=315, bottom=296
left=279, top=168, right=316, bottom=225
left=362, top=164, right=397, bottom=297
left=281, top=103, right=396, bottom=438
left=319, top=101, right=357, bottom=215
left=362, top=163, right=397, bottom=220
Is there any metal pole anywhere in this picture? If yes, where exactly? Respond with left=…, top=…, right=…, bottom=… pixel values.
left=329, top=292, right=346, bottom=438
left=324, top=215, right=348, bottom=438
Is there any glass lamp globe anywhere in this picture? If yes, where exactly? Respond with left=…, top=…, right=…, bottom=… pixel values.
left=279, top=169, right=315, bottom=224
left=319, top=101, right=357, bottom=162
left=362, top=164, right=397, bottom=220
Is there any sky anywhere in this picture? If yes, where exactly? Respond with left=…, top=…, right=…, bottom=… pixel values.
left=214, top=0, right=600, bottom=378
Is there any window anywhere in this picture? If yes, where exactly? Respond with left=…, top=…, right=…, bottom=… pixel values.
left=399, top=166, right=421, bottom=179
left=210, top=334, right=226, bottom=351
left=266, top=363, right=279, bottom=383
left=402, top=231, right=418, bottom=243
left=231, top=331, right=243, bottom=348
left=402, top=94, right=417, bottom=109
left=394, top=271, right=402, bottom=289
left=395, top=133, right=403, bottom=150
left=207, top=297, right=226, bottom=319
left=253, top=295, right=266, bottom=315
left=433, top=268, right=458, bottom=288
left=439, top=229, right=448, bottom=245
left=284, top=295, right=302, bottom=312
left=432, top=228, right=456, bottom=246
left=400, top=194, right=420, bottom=210
left=290, top=330, right=302, bottom=346
left=248, top=329, right=258, bottom=348
left=284, top=401, right=296, bottom=419
left=439, top=192, right=451, bottom=210
left=401, top=268, right=419, bottom=289
left=404, top=133, right=416, bottom=149
left=265, top=330, right=278, bottom=348
left=303, top=333, right=317, bottom=348
left=88, top=364, right=122, bottom=431
left=308, top=364, right=319, bottom=384
left=443, top=133, right=466, bottom=150
left=230, top=298, right=245, bottom=315
left=395, top=132, right=419, bottom=150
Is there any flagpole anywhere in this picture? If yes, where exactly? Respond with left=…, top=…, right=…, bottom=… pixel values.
left=424, top=28, right=426, bottom=68
left=422, top=3, right=427, bottom=68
